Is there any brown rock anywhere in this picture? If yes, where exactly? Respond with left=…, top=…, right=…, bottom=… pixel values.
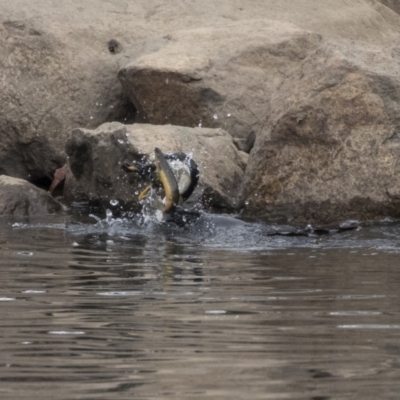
left=240, top=41, right=400, bottom=224
left=0, top=175, right=62, bottom=216
left=64, top=122, right=246, bottom=210
left=118, top=1, right=400, bottom=152
left=119, top=21, right=322, bottom=152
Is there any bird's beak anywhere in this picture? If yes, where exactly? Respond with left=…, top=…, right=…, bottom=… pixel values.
left=138, top=185, right=152, bottom=200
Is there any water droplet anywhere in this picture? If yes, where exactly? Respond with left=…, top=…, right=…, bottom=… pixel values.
left=118, top=139, right=124, bottom=144
left=22, top=290, right=46, bottom=294
left=213, top=113, right=218, bottom=120
left=245, top=201, right=249, bottom=205
left=205, top=310, right=226, bottom=315
left=16, top=251, right=34, bottom=257
left=110, top=199, right=119, bottom=206
left=227, top=113, right=232, bottom=117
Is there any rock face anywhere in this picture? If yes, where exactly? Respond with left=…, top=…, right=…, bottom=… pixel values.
left=119, top=21, right=322, bottom=153
left=0, top=175, right=62, bottom=217
left=240, top=41, right=400, bottom=224
left=0, top=16, right=137, bottom=186
left=378, top=0, right=400, bottom=15
left=64, top=122, right=246, bottom=211
left=3, top=0, right=400, bottom=223
left=118, top=2, right=400, bottom=153
left=2, top=0, right=400, bottom=181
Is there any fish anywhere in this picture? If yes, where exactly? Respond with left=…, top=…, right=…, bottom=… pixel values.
left=154, top=147, right=180, bottom=213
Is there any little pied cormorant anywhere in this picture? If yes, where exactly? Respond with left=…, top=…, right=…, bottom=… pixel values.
left=123, top=148, right=199, bottom=213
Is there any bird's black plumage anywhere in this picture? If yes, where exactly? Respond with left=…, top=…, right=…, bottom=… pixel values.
left=163, top=152, right=199, bottom=202
left=123, top=150, right=199, bottom=204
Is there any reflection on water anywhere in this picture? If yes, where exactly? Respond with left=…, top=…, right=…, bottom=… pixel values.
left=1, top=212, right=400, bottom=399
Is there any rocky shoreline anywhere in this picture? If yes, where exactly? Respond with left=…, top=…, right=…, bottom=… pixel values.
left=1, top=0, right=400, bottom=223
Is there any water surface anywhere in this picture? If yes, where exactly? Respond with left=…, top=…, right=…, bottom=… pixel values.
left=1, top=212, right=400, bottom=399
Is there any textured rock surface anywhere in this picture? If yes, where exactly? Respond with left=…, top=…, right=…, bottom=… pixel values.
left=119, top=21, right=322, bottom=152
left=0, top=13, right=136, bottom=186
left=3, top=0, right=400, bottom=222
left=2, top=0, right=400, bottom=182
left=64, top=122, right=246, bottom=210
left=0, top=175, right=62, bottom=216
left=378, top=0, right=400, bottom=15
left=240, top=41, right=400, bottom=224
left=118, top=1, right=400, bottom=152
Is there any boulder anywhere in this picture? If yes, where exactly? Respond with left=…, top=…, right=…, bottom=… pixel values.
left=1, top=0, right=397, bottom=183
left=118, top=2, right=400, bottom=152
left=0, top=15, right=139, bottom=187
left=0, top=175, right=62, bottom=216
left=119, top=21, right=322, bottom=153
left=2, top=0, right=400, bottom=223
left=240, top=41, right=400, bottom=224
left=64, top=122, right=246, bottom=211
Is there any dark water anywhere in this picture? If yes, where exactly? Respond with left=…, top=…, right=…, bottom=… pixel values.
left=1, top=211, right=400, bottom=399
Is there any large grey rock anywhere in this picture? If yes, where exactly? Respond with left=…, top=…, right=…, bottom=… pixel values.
left=64, top=122, right=246, bottom=211
left=119, top=21, right=322, bottom=152
left=0, top=175, right=62, bottom=216
left=118, top=2, right=400, bottom=152
left=240, top=41, right=400, bottom=224
left=0, top=17, right=138, bottom=186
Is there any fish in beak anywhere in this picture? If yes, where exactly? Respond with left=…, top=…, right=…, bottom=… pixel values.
left=154, top=147, right=180, bottom=213
left=123, top=148, right=199, bottom=213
